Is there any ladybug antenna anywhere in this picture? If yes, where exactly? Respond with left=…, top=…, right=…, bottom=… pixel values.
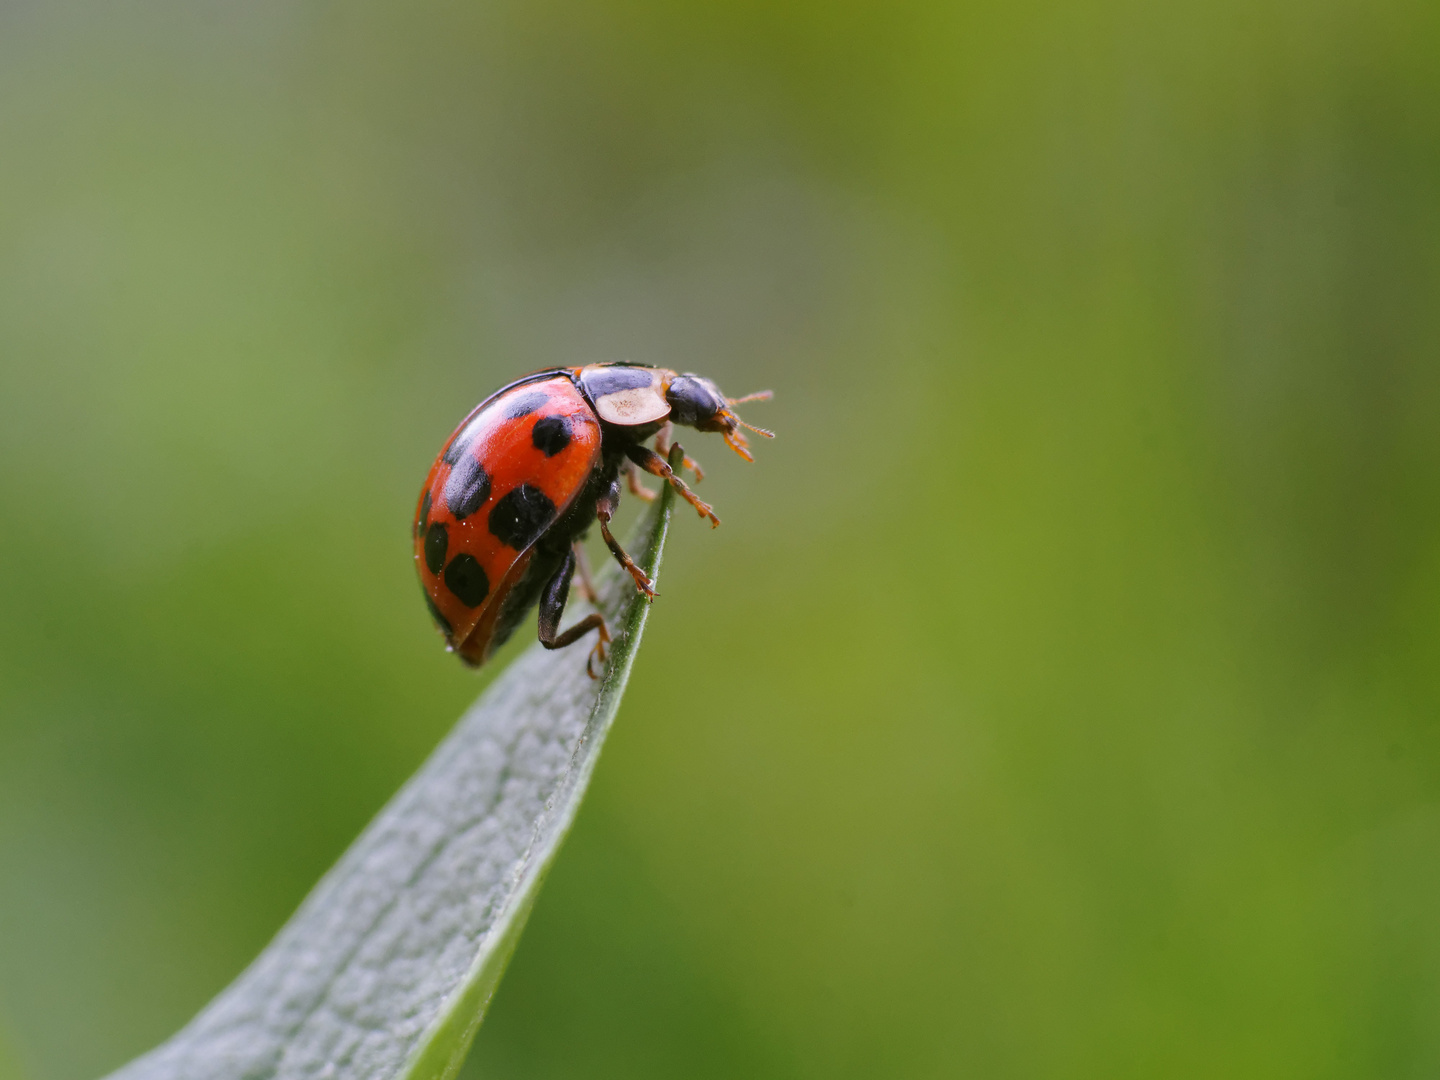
left=708, top=389, right=773, bottom=461
left=718, top=414, right=775, bottom=462
left=726, top=389, right=773, bottom=406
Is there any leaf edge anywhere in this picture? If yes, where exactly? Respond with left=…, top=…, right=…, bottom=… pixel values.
left=398, top=449, right=679, bottom=1080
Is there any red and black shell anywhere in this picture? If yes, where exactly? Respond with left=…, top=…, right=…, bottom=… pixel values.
left=413, top=371, right=602, bottom=666
left=415, top=362, right=769, bottom=668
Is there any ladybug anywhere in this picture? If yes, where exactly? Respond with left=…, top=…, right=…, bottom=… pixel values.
left=413, top=364, right=772, bottom=675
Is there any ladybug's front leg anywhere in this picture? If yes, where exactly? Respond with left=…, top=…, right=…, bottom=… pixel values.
left=537, top=546, right=611, bottom=678
left=596, top=484, right=658, bottom=599
left=625, top=444, right=720, bottom=527
left=653, top=422, right=705, bottom=481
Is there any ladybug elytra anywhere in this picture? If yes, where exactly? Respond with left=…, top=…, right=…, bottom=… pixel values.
left=414, top=364, right=772, bottom=675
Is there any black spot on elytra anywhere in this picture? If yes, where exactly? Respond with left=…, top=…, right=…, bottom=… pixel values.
left=416, top=491, right=431, bottom=537
left=531, top=414, right=572, bottom=457
left=441, top=438, right=466, bottom=467
left=424, top=522, right=448, bottom=575
left=581, top=366, right=653, bottom=398
left=444, top=454, right=491, bottom=520
left=488, top=484, right=556, bottom=550
left=504, top=390, right=550, bottom=419
left=442, top=418, right=483, bottom=465
left=444, top=553, right=490, bottom=607
left=423, top=591, right=453, bottom=635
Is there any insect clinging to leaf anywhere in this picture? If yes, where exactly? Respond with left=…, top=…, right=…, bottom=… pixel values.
left=413, top=364, right=773, bottom=676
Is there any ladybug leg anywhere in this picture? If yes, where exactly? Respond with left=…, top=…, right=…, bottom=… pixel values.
left=571, top=541, right=600, bottom=604
left=679, top=449, right=706, bottom=482
left=537, top=547, right=611, bottom=677
left=597, top=502, right=659, bottom=599
left=624, top=460, right=657, bottom=502
left=624, top=444, right=720, bottom=528
left=653, top=423, right=704, bottom=481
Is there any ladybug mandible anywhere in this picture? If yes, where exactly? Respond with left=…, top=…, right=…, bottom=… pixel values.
left=413, top=364, right=772, bottom=675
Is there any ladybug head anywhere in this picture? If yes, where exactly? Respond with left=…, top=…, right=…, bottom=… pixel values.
left=665, top=374, right=774, bottom=461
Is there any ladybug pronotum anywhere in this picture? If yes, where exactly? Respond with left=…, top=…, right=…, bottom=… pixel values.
left=413, top=364, right=772, bottom=675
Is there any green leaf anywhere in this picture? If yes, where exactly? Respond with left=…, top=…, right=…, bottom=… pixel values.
left=105, top=451, right=681, bottom=1080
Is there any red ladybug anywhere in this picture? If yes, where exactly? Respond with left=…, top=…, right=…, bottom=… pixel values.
left=413, top=364, right=772, bottom=674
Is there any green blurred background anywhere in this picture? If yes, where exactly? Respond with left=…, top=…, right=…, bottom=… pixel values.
left=2, top=0, right=1438, bottom=1076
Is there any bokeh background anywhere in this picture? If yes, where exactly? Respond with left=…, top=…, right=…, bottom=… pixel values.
left=2, top=0, right=1438, bottom=1076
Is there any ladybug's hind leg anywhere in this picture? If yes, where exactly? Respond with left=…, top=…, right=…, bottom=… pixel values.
left=625, top=444, right=720, bottom=527
left=538, top=547, right=610, bottom=677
